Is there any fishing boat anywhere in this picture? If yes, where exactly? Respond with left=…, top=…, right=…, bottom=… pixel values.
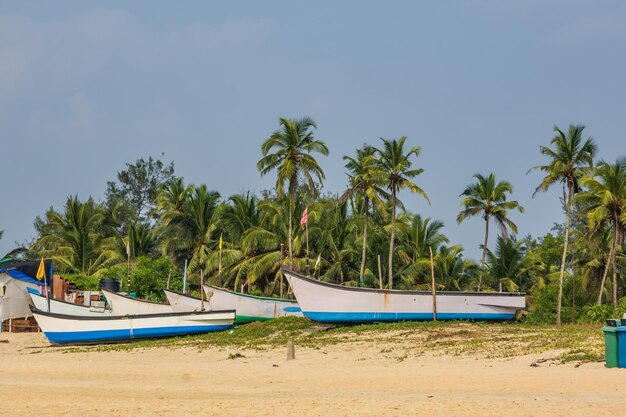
left=101, top=289, right=172, bottom=315
left=28, top=289, right=113, bottom=317
left=164, top=286, right=301, bottom=323
left=165, top=285, right=302, bottom=324
left=30, top=305, right=235, bottom=345
left=283, top=268, right=525, bottom=323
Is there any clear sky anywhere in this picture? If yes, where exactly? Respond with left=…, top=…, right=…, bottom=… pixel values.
left=1, top=1, right=625, bottom=260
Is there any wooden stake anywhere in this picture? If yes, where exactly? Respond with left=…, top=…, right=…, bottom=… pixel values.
left=377, top=255, right=383, bottom=290
left=429, top=246, right=437, bottom=321
left=166, top=268, right=171, bottom=290
left=287, top=339, right=295, bottom=360
left=280, top=243, right=285, bottom=298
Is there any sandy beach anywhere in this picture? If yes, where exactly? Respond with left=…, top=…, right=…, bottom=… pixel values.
left=1, top=332, right=624, bottom=417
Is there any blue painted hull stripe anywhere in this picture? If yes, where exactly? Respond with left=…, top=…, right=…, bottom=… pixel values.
left=283, top=306, right=302, bottom=313
left=303, top=311, right=514, bottom=322
left=44, top=325, right=232, bottom=344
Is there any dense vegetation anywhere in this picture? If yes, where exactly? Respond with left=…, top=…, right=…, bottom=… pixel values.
left=3, top=120, right=625, bottom=325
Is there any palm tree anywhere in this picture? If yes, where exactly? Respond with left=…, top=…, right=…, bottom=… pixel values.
left=376, top=137, right=429, bottom=289
left=396, top=214, right=449, bottom=262
left=485, top=235, right=528, bottom=292
left=578, top=158, right=626, bottom=311
left=339, top=145, right=387, bottom=286
left=33, top=196, right=118, bottom=275
left=457, top=173, right=524, bottom=290
left=531, top=124, right=597, bottom=324
left=257, top=117, right=329, bottom=269
left=159, top=184, right=221, bottom=291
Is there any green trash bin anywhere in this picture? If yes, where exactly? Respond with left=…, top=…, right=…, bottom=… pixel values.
left=603, top=323, right=619, bottom=368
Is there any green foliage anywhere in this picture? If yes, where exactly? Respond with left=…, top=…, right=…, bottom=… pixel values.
left=64, top=274, right=100, bottom=291
left=578, top=304, right=613, bottom=323
left=525, top=283, right=558, bottom=324
left=105, top=155, right=176, bottom=223
left=130, top=256, right=180, bottom=301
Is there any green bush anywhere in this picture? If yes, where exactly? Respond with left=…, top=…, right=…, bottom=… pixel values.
left=64, top=274, right=99, bottom=291
left=130, top=256, right=181, bottom=301
left=578, top=304, right=613, bottom=323
left=524, top=283, right=558, bottom=324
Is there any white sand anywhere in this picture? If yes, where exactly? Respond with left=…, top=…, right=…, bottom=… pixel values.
left=0, top=333, right=624, bottom=417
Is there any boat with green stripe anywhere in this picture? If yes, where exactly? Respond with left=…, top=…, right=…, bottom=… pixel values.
left=163, top=286, right=302, bottom=323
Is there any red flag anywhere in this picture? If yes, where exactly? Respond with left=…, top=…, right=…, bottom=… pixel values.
left=300, top=207, right=308, bottom=226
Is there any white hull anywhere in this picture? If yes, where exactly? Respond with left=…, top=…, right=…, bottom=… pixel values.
left=31, top=306, right=235, bottom=344
left=29, top=292, right=112, bottom=317
left=168, top=285, right=301, bottom=323
left=101, top=289, right=172, bottom=315
left=283, top=268, right=525, bottom=322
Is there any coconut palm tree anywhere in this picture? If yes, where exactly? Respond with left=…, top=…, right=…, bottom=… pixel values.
left=578, top=158, right=626, bottom=311
left=376, top=137, right=429, bottom=289
left=33, top=196, right=118, bottom=274
left=396, top=213, right=449, bottom=262
left=457, top=173, right=524, bottom=290
left=485, top=235, right=528, bottom=292
left=530, top=124, right=597, bottom=324
left=339, top=145, right=387, bottom=286
left=257, top=117, right=329, bottom=269
left=159, top=184, right=221, bottom=291
left=310, top=199, right=360, bottom=285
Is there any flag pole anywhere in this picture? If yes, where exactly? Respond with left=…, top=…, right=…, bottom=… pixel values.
left=218, top=234, right=223, bottom=287
left=45, top=264, right=50, bottom=312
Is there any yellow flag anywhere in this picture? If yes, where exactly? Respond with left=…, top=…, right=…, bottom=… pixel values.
left=219, top=234, right=223, bottom=251
left=36, top=258, right=46, bottom=281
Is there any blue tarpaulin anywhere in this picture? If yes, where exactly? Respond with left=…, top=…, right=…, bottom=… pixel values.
left=0, top=268, right=43, bottom=285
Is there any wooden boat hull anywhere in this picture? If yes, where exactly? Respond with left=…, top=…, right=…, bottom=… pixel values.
left=178, top=285, right=302, bottom=323
left=101, top=289, right=172, bottom=315
left=31, top=306, right=235, bottom=345
left=283, top=268, right=525, bottom=323
left=29, top=291, right=112, bottom=317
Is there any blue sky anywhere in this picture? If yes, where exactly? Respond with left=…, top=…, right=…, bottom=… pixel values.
left=1, top=1, right=625, bottom=259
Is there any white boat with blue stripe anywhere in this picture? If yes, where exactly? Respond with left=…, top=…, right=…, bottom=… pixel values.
left=283, top=268, right=525, bottom=323
left=30, top=305, right=235, bottom=345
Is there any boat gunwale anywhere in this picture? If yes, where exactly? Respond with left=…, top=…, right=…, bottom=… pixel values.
left=101, top=288, right=172, bottom=306
left=203, top=284, right=298, bottom=303
left=30, top=292, right=111, bottom=311
left=282, top=267, right=526, bottom=297
left=29, top=305, right=236, bottom=321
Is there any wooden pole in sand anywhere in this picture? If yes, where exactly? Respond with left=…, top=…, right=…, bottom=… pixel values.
left=377, top=255, right=383, bottom=289
left=287, top=339, right=295, bottom=360
left=429, top=246, right=437, bottom=321
left=280, top=243, right=285, bottom=298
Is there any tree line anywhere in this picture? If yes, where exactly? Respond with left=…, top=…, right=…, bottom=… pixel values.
left=3, top=119, right=625, bottom=324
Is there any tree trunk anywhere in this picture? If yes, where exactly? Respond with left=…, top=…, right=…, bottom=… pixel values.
left=359, top=197, right=369, bottom=288
left=597, top=226, right=617, bottom=305
left=556, top=183, right=573, bottom=325
left=288, top=194, right=294, bottom=269
left=388, top=189, right=396, bottom=289
left=478, top=214, right=489, bottom=291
